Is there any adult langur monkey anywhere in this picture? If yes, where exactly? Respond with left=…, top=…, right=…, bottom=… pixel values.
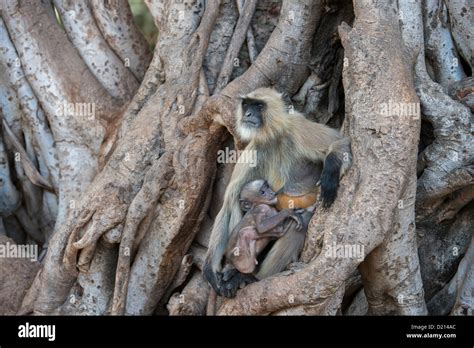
left=204, top=88, right=352, bottom=297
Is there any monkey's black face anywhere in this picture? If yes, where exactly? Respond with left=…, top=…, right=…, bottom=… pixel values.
left=241, top=98, right=266, bottom=129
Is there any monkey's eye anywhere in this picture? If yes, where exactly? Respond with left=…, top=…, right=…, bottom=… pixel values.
left=256, top=103, right=264, bottom=109
left=260, top=190, right=265, bottom=195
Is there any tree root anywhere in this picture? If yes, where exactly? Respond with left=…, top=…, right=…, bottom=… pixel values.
left=90, top=0, right=152, bottom=81
left=53, top=0, right=139, bottom=101
left=167, top=271, right=210, bottom=316
left=450, top=237, right=473, bottom=315
left=112, top=154, right=173, bottom=314
left=7, top=0, right=469, bottom=317
left=437, top=185, right=474, bottom=222
left=214, top=0, right=258, bottom=94
left=415, top=63, right=473, bottom=213
left=422, top=0, right=465, bottom=87
left=236, top=0, right=258, bottom=63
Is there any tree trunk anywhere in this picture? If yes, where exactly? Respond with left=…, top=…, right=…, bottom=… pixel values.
left=0, top=0, right=471, bottom=316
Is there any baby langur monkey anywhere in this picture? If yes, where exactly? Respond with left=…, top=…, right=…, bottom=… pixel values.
left=220, top=179, right=315, bottom=298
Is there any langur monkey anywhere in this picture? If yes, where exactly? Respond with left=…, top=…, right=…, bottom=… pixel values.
left=219, top=179, right=315, bottom=298
left=204, top=88, right=351, bottom=297
left=226, top=179, right=304, bottom=274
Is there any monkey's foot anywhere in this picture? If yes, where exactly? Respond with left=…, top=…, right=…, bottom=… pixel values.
left=221, top=269, right=257, bottom=298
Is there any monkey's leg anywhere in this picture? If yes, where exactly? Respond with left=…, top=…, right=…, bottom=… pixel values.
left=255, top=222, right=306, bottom=280
left=203, top=200, right=242, bottom=296
left=256, top=207, right=315, bottom=279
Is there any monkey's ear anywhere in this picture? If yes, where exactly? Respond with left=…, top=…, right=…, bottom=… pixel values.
left=239, top=199, right=252, bottom=211
left=280, top=91, right=292, bottom=105
left=271, top=86, right=289, bottom=103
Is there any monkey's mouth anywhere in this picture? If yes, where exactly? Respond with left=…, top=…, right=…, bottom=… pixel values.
left=242, top=119, right=261, bottom=128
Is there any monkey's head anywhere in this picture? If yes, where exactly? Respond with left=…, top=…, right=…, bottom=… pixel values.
left=239, top=179, right=277, bottom=211
left=236, top=88, right=290, bottom=143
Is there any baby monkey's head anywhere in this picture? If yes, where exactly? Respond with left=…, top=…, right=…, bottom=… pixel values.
left=239, top=179, right=278, bottom=211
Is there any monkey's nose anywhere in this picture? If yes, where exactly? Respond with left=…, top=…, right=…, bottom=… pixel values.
left=244, top=111, right=252, bottom=118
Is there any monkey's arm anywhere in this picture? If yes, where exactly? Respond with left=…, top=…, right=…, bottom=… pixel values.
left=255, top=209, right=302, bottom=236
left=326, top=137, right=352, bottom=177
left=294, top=119, right=352, bottom=208
left=319, top=137, right=352, bottom=208
left=299, top=124, right=351, bottom=175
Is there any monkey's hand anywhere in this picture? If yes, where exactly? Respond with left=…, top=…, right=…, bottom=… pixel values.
left=203, top=263, right=224, bottom=296
left=221, top=268, right=257, bottom=298
left=289, top=210, right=304, bottom=231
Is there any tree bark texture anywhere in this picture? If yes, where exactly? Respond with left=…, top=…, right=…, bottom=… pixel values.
left=0, top=0, right=471, bottom=316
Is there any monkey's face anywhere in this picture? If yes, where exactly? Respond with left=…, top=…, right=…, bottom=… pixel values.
left=256, top=180, right=278, bottom=205
left=241, top=98, right=265, bottom=128
left=236, top=88, right=288, bottom=142
left=240, top=179, right=277, bottom=209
